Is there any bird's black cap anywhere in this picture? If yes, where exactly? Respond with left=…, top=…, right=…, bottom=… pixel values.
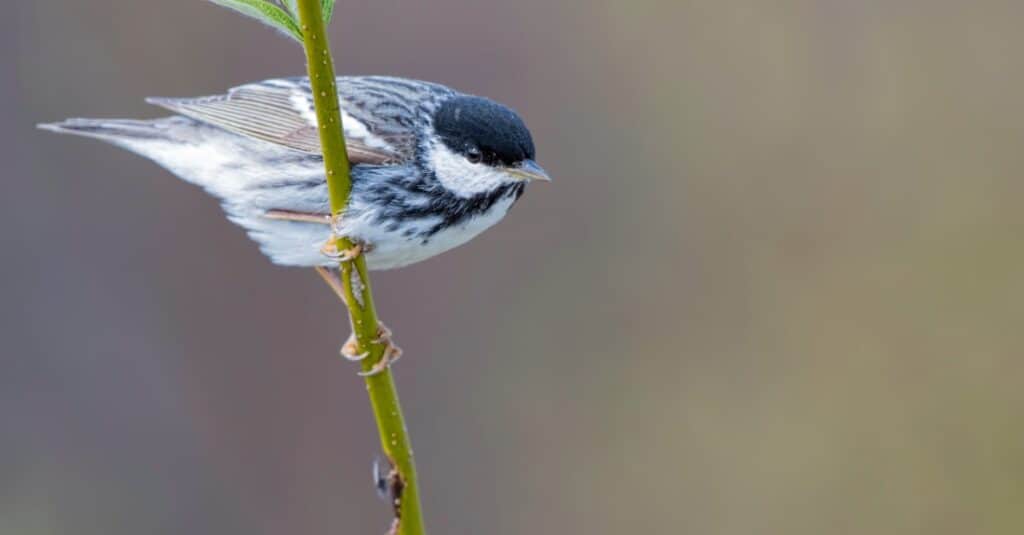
left=434, top=95, right=536, bottom=166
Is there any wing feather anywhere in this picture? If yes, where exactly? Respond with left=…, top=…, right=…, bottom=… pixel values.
left=146, top=78, right=431, bottom=165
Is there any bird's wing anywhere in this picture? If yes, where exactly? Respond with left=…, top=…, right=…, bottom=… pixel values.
left=333, top=76, right=454, bottom=157
left=146, top=77, right=451, bottom=165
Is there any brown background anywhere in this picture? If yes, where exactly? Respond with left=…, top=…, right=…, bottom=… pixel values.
left=3, top=1, right=1023, bottom=534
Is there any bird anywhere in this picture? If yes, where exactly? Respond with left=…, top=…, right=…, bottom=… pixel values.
left=40, top=75, right=550, bottom=375
left=39, top=75, right=550, bottom=271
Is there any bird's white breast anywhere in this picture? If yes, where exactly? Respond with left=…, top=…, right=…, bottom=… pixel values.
left=344, top=194, right=518, bottom=270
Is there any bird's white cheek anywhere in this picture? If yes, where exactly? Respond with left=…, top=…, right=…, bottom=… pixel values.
left=429, top=145, right=508, bottom=197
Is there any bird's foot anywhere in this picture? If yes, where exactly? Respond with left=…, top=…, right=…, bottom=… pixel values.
left=358, top=323, right=402, bottom=377
left=373, top=322, right=393, bottom=344
left=321, top=238, right=364, bottom=263
left=264, top=209, right=331, bottom=225
left=263, top=209, right=366, bottom=263
left=266, top=210, right=370, bottom=263
left=314, top=266, right=347, bottom=304
left=321, top=213, right=373, bottom=262
left=358, top=343, right=403, bottom=377
left=340, top=332, right=369, bottom=362
left=339, top=323, right=401, bottom=376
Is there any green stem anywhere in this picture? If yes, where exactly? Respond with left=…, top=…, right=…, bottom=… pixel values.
left=294, top=1, right=425, bottom=533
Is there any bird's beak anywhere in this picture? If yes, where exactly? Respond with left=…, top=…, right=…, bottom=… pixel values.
left=505, top=159, right=552, bottom=182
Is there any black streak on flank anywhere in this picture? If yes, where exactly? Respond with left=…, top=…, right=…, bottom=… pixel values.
left=413, top=181, right=525, bottom=239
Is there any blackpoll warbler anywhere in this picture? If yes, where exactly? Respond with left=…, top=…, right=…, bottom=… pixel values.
left=40, top=76, right=550, bottom=270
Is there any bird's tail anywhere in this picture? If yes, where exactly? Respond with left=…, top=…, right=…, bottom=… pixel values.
left=37, top=115, right=224, bottom=192
left=39, top=114, right=334, bottom=267
left=37, top=117, right=183, bottom=143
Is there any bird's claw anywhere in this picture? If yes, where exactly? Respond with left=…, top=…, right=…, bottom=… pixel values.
left=373, top=323, right=393, bottom=345
left=320, top=215, right=363, bottom=261
left=340, top=333, right=369, bottom=362
left=340, top=323, right=402, bottom=376
left=321, top=238, right=363, bottom=262
left=357, top=323, right=402, bottom=377
left=358, top=343, right=403, bottom=377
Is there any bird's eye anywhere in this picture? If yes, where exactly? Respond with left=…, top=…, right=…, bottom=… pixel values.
left=466, top=147, right=483, bottom=163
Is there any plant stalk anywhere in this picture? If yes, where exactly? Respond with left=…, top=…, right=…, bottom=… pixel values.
left=294, top=1, right=425, bottom=533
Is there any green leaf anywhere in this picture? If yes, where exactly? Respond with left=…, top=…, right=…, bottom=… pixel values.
left=321, top=0, right=335, bottom=23
left=208, top=0, right=304, bottom=42
left=280, top=0, right=298, bottom=17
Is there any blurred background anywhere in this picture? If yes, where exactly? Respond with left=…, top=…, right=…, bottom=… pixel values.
left=3, top=1, right=1023, bottom=534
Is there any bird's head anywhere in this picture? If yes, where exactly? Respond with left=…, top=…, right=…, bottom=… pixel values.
left=429, top=95, right=550, bottom=197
